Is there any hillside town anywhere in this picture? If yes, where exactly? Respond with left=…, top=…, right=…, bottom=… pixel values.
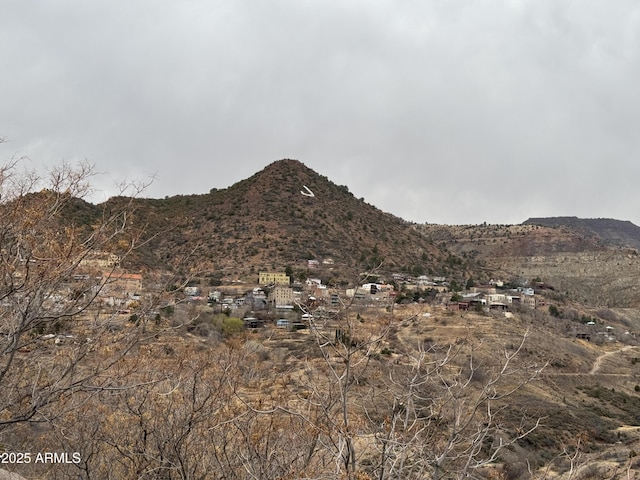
left=176, top=267, right=549, bottom=328
left=81, top=248, right=550, bottom=326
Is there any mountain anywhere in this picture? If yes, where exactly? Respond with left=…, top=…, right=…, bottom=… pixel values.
left=110, top=159, right=449, bottom=282
left=524, top=216, right=640, bottom=250
left=68, top=162, right=640, bottom=306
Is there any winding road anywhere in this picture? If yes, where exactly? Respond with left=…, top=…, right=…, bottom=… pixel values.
left=589, top=345, right=635, bottom=375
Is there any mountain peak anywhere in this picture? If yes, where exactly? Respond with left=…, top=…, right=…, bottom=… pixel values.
left=264, top=158, right=309, bottom=172
left=250, top=158, right=317, bottom=181
left=226, top=158, right=348, bottom=208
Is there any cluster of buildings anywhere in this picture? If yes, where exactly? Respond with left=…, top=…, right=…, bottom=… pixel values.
left=78, top=252, right=143, bottom=310
left=185, top=270, right=551, bottom=317
left=81, top=260, right=548, bottom=320
left=450, top=284, right=546, bottom=311
left=98, top=271, right=143, bottom=309
left=193, top=271, right=399, bottom=315
left=249, top=272, right=549, bottom=314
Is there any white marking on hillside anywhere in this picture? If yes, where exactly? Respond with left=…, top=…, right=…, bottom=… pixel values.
left=301, top=185, right=315, bottom=197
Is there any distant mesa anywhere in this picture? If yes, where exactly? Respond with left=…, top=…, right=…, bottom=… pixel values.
left=524, top=216, right=640, bottom=250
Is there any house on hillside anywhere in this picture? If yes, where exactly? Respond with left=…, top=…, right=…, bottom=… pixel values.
left=485, top=293, right=508, bottom=306
left=461, top=292, right=486, bottom=309
left=99, top=271, right=142, bottom=308
left=462, top=292, right=485, bottom=303
left=521, top=295, right=536, bottom=309
left=471, top=285, right=498, bottom=295
left=243, top=317, right=264, bottom=329
left=247, top=288, right=268, bottom=310
left=184, top=286, right=200, bottom=296
left=101, top=271, right=142, bottom=297
left=449, top=302, right=470, bottom=311
left=430, top=284, right=449, bottom=293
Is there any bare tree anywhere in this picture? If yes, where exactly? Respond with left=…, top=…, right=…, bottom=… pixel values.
left=0, top=159, right=148, bottom=448
left=366, top=331, right=545, bottom=479
left=282, top=270, right=395, bottom=479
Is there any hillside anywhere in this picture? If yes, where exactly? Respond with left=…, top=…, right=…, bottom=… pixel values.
left=64, top=163, right=640, bottom=307
left=105, top=159, right=454, bottom=283
left=417, top=222, right=640, bottom=307
left=58, top=163, right=640, bottom=307
left=524, top=217, right=640, bottom=251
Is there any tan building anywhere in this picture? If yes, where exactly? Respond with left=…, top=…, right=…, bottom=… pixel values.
left=80, top=251, right=121, bottom=268
left=521, top=295, right=536, bottom=308
left=270, top=285, right=294, bottom=307
left=259, top=271, right=290, bottom=285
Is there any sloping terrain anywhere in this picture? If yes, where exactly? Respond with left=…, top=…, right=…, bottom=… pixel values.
left=100, top=159, right=448, bottom=282
left=418, top=223, right=640, bottom=308
left=525, top=217, right=640, bottom=250
left=56, top=162, right=640, bottom=304
left=7, top=299, right=640, bottom=479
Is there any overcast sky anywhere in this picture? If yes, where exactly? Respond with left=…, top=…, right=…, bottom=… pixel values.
left=2, top=1, right=639, bottom=225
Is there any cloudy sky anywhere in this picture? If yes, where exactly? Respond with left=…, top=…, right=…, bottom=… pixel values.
left=2, top=1, right=639, bottom=225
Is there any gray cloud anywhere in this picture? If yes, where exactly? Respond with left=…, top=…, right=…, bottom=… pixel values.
left=2, top=1, right=639, bottom=224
